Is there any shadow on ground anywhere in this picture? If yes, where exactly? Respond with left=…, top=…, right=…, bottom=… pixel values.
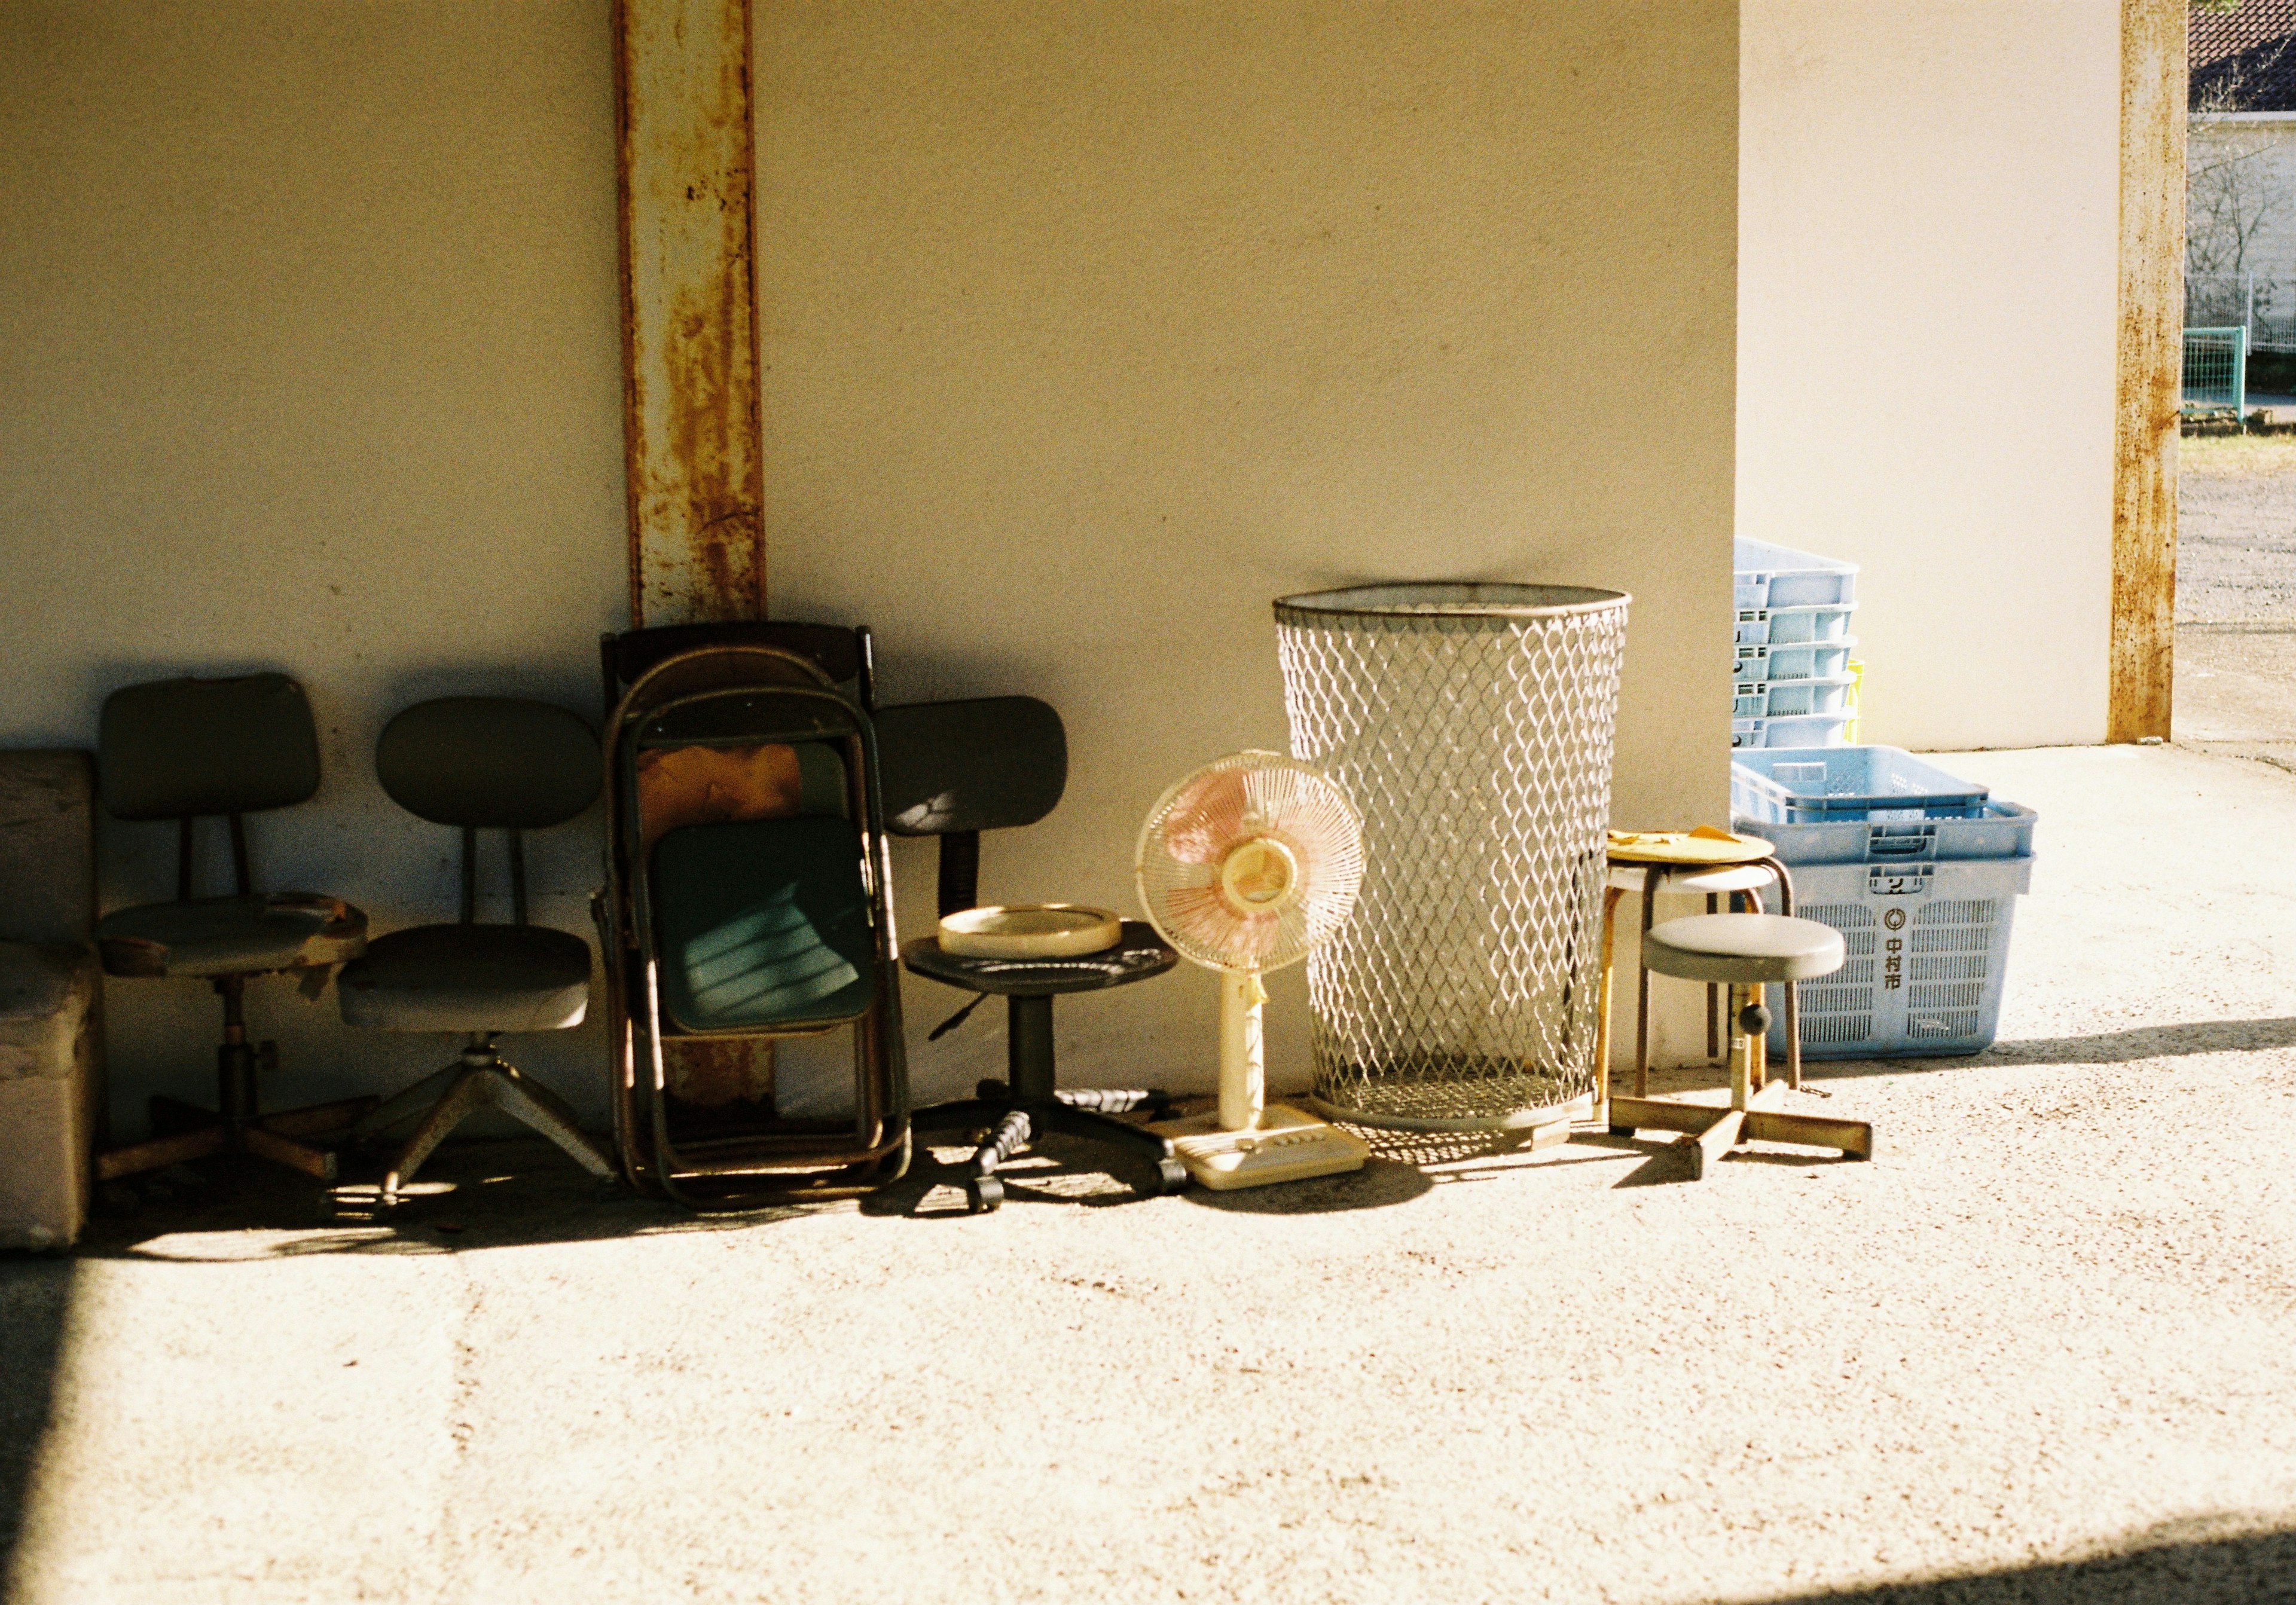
left=61, top=1136, right=795, bottom=1263
left=0, top=1254, right=70, bottom=1598
left=1746, top=1519, right=2296, bottom=1603
left=1775, top=1018, right=2296, bottom=1078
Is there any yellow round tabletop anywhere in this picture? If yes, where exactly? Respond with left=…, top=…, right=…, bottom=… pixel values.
left=1604, top=826, right=1774, bottom=867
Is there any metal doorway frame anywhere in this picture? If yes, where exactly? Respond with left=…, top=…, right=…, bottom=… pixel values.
left=2112, top=0, right=2187, bottom=742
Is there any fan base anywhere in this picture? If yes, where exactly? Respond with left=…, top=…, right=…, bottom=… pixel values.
left=1152, top=1103, right=1369, bottom=1191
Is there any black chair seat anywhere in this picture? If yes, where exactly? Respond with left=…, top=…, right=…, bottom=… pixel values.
left=97, top=894, right=368, bottom=979
left=902, top=922, right=1176, bottom=996
left=338, top=924, right=591, bottom=1034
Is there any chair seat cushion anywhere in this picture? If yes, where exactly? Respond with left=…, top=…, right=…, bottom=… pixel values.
left=651, top=815, right=875, bottom=1034
left=338, top=924, right=592, bottom=1034
left=97, top=894, right=367, bottom=979
left=1642, top=913, right=1845, bottom=985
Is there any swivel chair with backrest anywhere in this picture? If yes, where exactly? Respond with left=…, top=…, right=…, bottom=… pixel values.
left=876, top=696, right=1186, bottom=1212
left=337, top=697, right=617, bottom=1204
left=93, top=673, right=373, bottom=1184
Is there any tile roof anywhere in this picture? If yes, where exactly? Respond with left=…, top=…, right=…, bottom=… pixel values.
left=2194, top=1, right=2296, bottom=112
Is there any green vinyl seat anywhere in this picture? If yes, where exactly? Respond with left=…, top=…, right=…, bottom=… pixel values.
left=651, top=814, right=876, bottom=1034
left=97, top=892, right=366, bottom=980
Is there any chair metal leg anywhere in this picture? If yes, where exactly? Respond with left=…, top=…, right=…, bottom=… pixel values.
left=481, top=1063, right=617, bottom=1179
left=379, top=1054, right=617, bottom=1203
left=95, top=1123, right=230, bottom=1182
left=1045, top=1102, right=1177, bottom=1161
left=972, top=1108, right=1033, bottom=1177
left=912, top=1097, right=1004, bottom=1134
left=242, top=1124, right=341, bottom=1181
left=353, top=1065, right=463, bottom=1139
left=382, top=1069, right=492, bottom=1202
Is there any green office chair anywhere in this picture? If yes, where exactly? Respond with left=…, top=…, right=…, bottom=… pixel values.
left=93, top=673, right=373, bottom=1184
left=338, top=697, right=616, bottom=1204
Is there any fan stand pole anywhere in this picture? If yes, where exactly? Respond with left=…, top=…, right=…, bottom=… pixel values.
left=1155, top=965, right=1369, bottom=1191
left=1218, top=968, right=1267, bottom=1132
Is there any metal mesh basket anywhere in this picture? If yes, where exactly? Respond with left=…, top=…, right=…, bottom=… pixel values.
left=1275, top=583, right=1630, bottom=1130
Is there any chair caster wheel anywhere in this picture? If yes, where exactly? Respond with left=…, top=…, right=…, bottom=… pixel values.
left=966, top=1175, right=1004, bottom=1213
left=1144, top=1157, right=1190, bottom=1198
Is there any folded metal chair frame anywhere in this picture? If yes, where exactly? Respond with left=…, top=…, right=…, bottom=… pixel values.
left=597, top=642, right=910, bottom=1207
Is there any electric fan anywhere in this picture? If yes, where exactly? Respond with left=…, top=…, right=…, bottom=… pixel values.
left=1134, top=751, right=1371, bottom=1189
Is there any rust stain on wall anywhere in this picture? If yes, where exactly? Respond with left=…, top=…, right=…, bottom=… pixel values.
left=2110, top=0, right=2185, bottom=742
left=615, top=0, right=765, bottom=628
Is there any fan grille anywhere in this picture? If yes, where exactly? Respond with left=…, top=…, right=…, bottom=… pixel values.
left=1136, top=753, right=1363, bottom=973
left=1277, top=589, right=1628, bottom=1128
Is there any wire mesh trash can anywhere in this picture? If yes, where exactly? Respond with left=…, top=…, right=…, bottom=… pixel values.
left=1274, top=583, right=1631, bottom=1130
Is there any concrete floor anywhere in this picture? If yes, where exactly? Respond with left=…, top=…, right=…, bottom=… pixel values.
left=5, top=739, right=2296, bottom=1604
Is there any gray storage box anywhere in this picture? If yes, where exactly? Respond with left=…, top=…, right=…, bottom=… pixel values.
left=0, top=751, right=102, bottom=1249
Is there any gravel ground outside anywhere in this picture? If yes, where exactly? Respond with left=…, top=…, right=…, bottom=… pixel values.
left=2177, top=435, right=2296, bottom=626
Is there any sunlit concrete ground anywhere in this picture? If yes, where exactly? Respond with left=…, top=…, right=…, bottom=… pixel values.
left=3, top=735, right=2295, bottom=1604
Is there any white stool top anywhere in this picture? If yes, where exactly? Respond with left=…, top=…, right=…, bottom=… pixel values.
left=1642, top=913, right=1844, bottom=985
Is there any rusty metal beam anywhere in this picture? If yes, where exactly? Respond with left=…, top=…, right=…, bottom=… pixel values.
left=2110, top=0, right=2185, bottom=742
left=615, top=0, right=774, bottom=1104
left=613, top=0, right=765, bottom=628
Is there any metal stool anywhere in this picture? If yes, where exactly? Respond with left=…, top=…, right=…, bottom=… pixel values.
left=1607, top=913, right=1876, bottom=1179
left=1595, top=829, right=1814, bottom=1115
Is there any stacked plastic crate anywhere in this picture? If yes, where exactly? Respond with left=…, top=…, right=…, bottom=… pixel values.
left=1732, top=747, right=2036, bottom=1059
left=1733, top=538, right=1860, bottom=749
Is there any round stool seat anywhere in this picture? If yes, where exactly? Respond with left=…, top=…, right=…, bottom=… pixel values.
left=1642, top=913, right=1843, bottom=985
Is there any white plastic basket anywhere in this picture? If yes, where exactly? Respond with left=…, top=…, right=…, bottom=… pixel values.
left=1772, top=855, right=2031, bottom=1059
left=1731, top=640, right=1856, bottom=683
left=1733, top=746, right=1989, bottom=820
left=1733, top=674, right=1857, bottom=720
left=1732, top=713, right=1852, bottom=749
left=1735, top=537, right=1858, bottom=610
left=1735, top=603, right=1857, bottom=647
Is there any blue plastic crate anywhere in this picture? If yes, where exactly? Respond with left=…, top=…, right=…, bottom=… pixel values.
left=1735, top=603, right=1857, bottom=647
left=1732, top=713, right=1852, bottom=749
left=1736, top=800, right=2037, bottom=864
left=1735, top=537, right=1858, bottom=610
left=1733, top=674, right=1856, bottom=720
left=1733, top=746, right=1989, bottom=820
left=1732, top=640, right=1856, bottom=683
left=1770, top=854, right=2032, bottom=1059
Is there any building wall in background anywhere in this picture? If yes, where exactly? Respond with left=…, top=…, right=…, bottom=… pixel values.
left=0, top=2, right=627, bottom=1129
left=0, top=1, right=1742, bottom=1122
left=1738, top=0, right=2123, bottom=751
left=757, top=1, right=1741, bottom=1097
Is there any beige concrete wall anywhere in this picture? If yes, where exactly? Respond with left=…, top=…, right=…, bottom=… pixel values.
left=0, top=2, right=627, bottom=1129
left=759, top=1, right=1741, bottom=1097
left=1738, top=0, right=2123, bottom=751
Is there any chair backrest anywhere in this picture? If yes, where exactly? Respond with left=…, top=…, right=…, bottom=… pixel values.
left=99, top=673, right=323, bottom=900
left=600, top=623, right=876, bottom=717
left=375, top=697, right=601, bottom=926
left=874, top=696, right=1066, bottom=918
left=100, top=674, right=320, bottom=821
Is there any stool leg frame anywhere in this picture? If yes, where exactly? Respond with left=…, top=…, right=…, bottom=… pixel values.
left=1605, top=967, right=1874, bottom=1179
